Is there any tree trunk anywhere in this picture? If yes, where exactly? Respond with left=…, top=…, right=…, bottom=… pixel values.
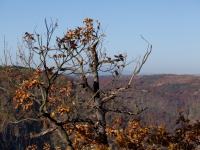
left=55, top=125, right=74, bottom=150
left=93, top=77, right=108, bottom=145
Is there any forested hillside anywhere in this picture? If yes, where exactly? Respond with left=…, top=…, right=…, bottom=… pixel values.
left=137, top=74, right=200, bottom=128
left=92, top=74, right=200, bottom=131
left=1, top=66, right=200, bottom=149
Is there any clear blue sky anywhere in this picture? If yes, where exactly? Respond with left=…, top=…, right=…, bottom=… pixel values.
left=0, top=1, right=200, bottom=74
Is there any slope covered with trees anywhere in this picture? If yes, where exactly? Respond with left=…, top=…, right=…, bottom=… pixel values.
left=138, top=74, right=200, bottom=127
left=94, top=74, right=200, bottom=131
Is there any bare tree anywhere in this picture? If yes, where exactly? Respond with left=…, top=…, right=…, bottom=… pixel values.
left=1, top=18, right=152, bottom=149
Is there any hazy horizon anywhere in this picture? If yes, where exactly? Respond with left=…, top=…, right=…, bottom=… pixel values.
left=1, top=1, right=200, bottom=74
